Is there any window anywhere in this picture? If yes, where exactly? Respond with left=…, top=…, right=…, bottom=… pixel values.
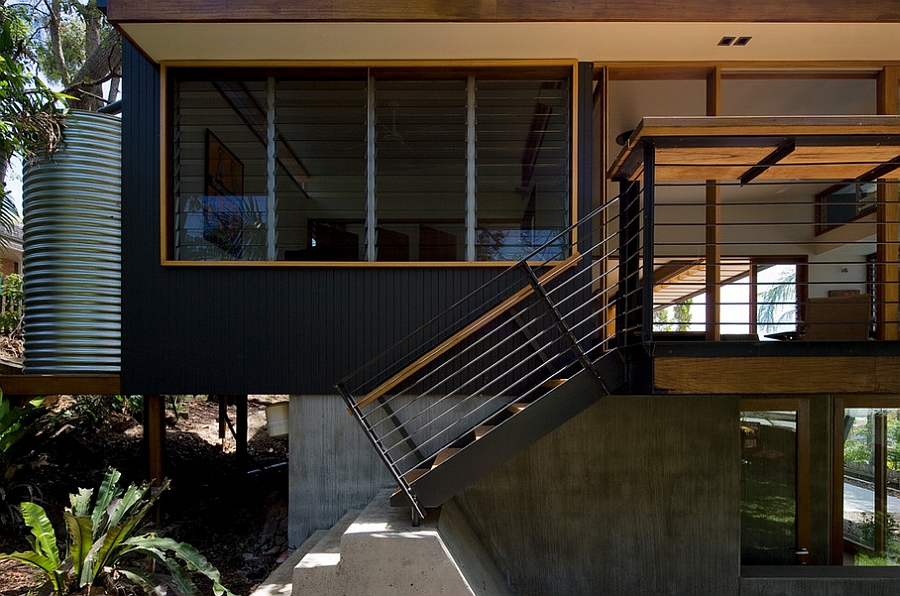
left=740, top=400, right=810, bottom=565
left=166, top=66, right=573, bottom=263
left=837, top=400, right=900, bottom=566
left=816, top=182, right=877, bottom=234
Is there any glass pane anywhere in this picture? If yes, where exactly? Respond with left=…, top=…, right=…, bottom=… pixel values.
left=375, top=79, right=467, bottom=261
left=842, top=408, right=900, bottom=565
left=756, top=264, right=797, bottom=336
left=475, top=79, right=570, bottom=261
left=173, top=78, right=270, bottom=260
left=277, top=78, right=368, bottom=261
left=741, top=410, right=798, bottom=564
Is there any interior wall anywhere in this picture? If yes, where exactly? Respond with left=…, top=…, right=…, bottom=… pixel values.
left=453, top=394, right=741, bottom=596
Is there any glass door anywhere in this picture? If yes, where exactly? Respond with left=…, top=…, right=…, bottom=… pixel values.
left=741, top=399, right=810, bottom=564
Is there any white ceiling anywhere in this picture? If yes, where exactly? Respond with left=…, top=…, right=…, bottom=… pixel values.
left=121, top=21, right=900, bottom=64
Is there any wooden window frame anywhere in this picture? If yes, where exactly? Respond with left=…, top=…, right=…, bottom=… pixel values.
left=159, top=60, right=580, bottom=267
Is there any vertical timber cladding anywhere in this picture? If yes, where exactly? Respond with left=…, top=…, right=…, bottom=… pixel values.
left=122, top=50, right=593, bottom=395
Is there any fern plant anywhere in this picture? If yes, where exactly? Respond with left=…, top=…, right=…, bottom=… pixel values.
left=0, top=391, right=48, bottom=487
left=1, top=467, right=235, bottom=596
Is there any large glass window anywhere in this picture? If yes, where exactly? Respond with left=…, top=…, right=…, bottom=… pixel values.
left=741, top=404, right=808, bottom=565
left=840, top=404, right=900, bottom=565
left=167, top=67, right=573, bottom=263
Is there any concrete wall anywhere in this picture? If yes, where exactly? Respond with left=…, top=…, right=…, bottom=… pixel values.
left=453, top=394, right=742, bottom=596
left=288, top=395, right=394, bottom=546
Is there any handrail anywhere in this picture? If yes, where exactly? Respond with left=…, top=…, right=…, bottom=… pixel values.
left=355, top=252, right=583, bottom=410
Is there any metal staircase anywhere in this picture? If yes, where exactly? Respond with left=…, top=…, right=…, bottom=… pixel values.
left=336, top=200, right=629, bottom=519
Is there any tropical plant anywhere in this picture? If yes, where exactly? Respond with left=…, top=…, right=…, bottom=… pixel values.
left=0, top=391, right=49, bottom=487
left=756, top=266, right=797, bottom=334
left=0, top=467, right=236, bottom=596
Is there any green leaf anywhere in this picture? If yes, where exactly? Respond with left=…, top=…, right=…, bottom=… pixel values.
left=20, top=502, right=60, bottom=570
left=126, top=536, right=236, bottom=596
left=106, top=481, right=147, bottom=529
left=117, top=568, right=165, bottom=596
left=68, top=487, right=93, bottom=517
left=81, top=524, right=124, bottom=587
left=62, top=511, right=92, bottom=580
left=0, top=502, right=63, bottom=593
left=91, top=467, right=122, bottom=536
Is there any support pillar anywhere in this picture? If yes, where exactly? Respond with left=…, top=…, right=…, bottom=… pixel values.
left=705, top=67, right=722, bottom=341
left=144, top=394, right=165, bottom=485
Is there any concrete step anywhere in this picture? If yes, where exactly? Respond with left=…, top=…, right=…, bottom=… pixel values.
left=250, top=530, right=328, bottom=596
left=292, top=489, right=512, bottom=596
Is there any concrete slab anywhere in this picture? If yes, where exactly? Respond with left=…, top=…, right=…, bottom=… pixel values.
left=292, top=490, right=512, bottom=596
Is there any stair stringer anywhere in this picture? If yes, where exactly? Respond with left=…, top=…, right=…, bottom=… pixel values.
left=392, top=349, right=626, bottom=509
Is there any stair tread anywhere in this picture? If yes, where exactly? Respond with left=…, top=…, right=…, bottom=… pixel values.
left=432, top=447, right=461, bottom=468
left=403, top=467, right=429, bottom=483
left=473, top=425, right=493, bottom=439
left=508, top=403, right=529, bottom=413
left=541, top=378, right=568, bottom=388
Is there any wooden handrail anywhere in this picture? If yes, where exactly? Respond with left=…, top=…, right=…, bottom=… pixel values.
left=355, top=253, right=582, bottom=410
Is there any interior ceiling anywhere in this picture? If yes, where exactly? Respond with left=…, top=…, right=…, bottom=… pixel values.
left=121, top=22, right=900, bottom=64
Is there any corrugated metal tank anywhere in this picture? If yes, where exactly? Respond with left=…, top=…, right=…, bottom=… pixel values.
left=22, top=110, right=121, bottom=373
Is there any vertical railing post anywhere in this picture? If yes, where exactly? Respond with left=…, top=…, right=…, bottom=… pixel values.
left=519, top=261, right=611, bottom=395
left=642, top=142, right=656, bottom=343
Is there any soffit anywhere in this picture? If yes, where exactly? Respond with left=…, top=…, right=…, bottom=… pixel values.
left=118, top=22, right=900, bottom=64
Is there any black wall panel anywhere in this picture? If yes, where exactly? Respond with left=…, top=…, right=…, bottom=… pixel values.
left=121, top=44, right=593, bottom=395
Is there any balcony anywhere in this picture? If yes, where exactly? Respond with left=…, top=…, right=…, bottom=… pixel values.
left=607, top=115, right=900, bottom=394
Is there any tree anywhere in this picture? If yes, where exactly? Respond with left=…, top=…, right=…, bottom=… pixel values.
left=653, top=298, right=693, bottom=332
left=30, top=0, right=121, bottom=111
left=0, top=3, right=67, bottom=235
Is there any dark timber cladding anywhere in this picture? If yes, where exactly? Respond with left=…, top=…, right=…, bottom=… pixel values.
left=120, top=43, right=594, bottom=395
left=105, top=0, right=900, bottom=22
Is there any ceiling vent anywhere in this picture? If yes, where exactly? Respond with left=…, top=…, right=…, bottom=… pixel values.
left=719, top=36, right=752, bottom=46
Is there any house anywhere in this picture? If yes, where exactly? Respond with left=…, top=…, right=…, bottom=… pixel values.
left=95, top=1, right=900, bottom=594
left=1, top=224, right=22, bottom=277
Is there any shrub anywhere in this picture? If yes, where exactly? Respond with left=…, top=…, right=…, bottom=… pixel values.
left=0, top=391, right=49, bottom=487
left=0, top=467, right=235, bottom=596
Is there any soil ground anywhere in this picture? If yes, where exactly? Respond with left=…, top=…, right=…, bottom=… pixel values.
left=0, top=395, right=290, bottom=596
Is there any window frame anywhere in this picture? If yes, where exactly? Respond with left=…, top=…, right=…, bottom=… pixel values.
left=159, top=61, right=580, bottom=267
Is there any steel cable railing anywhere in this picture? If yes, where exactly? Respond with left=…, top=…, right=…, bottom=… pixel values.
left=335, top=200, right=622, bottom=514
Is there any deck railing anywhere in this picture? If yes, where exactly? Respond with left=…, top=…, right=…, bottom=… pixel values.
left=616, top=176, right=900, bottom=344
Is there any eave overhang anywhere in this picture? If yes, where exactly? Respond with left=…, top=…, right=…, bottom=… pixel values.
left=112, top=21, right=900, bottom=65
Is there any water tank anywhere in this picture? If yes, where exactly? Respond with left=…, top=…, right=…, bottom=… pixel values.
left=22, top=110, right=121, bottom=373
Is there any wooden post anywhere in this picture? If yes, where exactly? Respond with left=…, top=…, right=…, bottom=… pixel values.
left=876, top=66, right=899, bottom=340
left=144, top=394, right=165, bottom=485
left=705, top=67, right=722, bottom=341
left=236, top=395, right=248, bottom=471
left=595, top=67, right=616, bottom=343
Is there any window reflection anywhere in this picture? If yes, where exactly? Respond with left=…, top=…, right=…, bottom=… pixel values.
left=842, top=408, right=900, bottom=565
left=741, top=410, right=798, bottom=565
left=170, top=69, right=572, bottom=262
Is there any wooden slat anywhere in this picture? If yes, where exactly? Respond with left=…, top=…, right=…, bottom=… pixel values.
left=654, top=356, right=900, bottom=394
left=0, top=375, right=121, bottom=396
left=105, top=0, right=900, bottom=23
left=355, top=253, right=583, bottom=409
